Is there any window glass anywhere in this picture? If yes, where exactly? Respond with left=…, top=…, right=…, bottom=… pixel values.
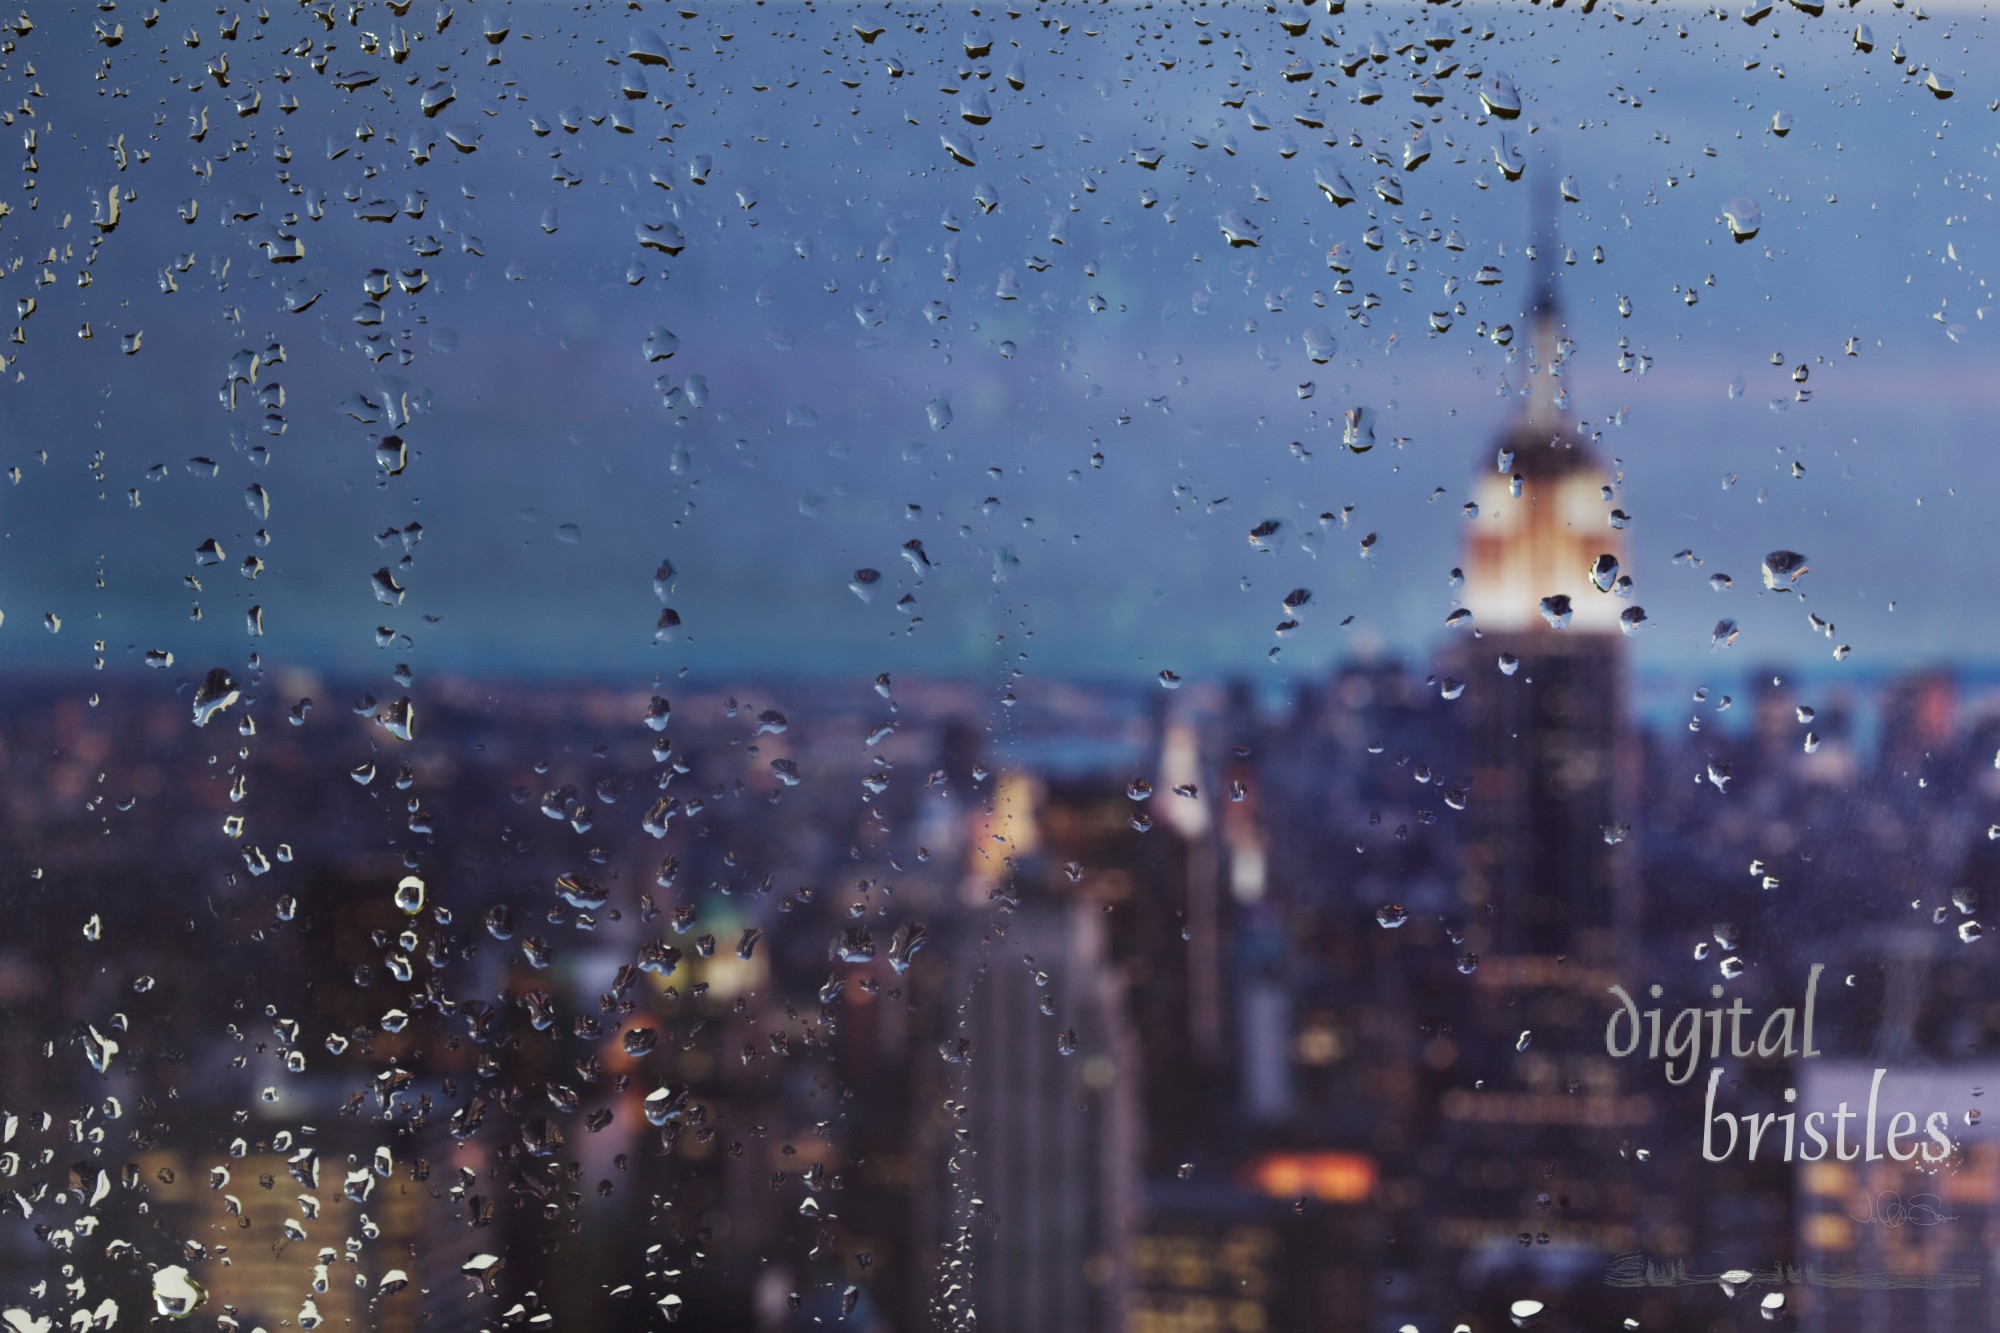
left=1, top=2, right=1993, bottom=1331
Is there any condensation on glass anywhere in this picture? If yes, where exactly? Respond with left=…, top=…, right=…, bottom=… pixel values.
left=0, top=2, right=1992, bottom=1332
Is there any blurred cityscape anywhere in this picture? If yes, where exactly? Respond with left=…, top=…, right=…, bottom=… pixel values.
left=0, top=0, right=1990, bottom=1329
left=4, top=303, right=1999, bottom=1333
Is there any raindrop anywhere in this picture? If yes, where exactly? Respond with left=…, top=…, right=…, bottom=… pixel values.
left=374, top=697, right=415, bottom=743
left=1478, top=73, right=1522, bottom=119
left=192, top=668, right=240, bottom=727
left=151, top=1266, right=206, bottom=1319
left=1313, top=160, right=1356, bottom=206
left=1343, top=407, right=1377, bottom=453
left=1722, top=198, right=1762, bottom=243
left=1218, top=211, right=1263, bottom=248
left=1761, top=550, right=1808, bottom=590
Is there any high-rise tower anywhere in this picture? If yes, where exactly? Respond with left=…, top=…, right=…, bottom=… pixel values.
left=1456, top=180, right=1634, bottom=965
left=1418, top=183, right=1660, bottom=1331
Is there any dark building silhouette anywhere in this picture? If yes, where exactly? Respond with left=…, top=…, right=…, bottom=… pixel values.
left=1421, top=190, right=1664, bottom=1325
left=946, top=892, right=1139, bottom=1333
left=1453, top=203, right=1635, bottom=965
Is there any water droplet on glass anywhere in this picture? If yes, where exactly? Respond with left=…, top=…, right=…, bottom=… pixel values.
left=1313, top=159, right=1355, bottom=206
left=643, top=327, right=680, bottom=363
left=374, top=697, right=415, bottom=743
left=151, top=1266, right=206, bottom=1319
left=1218, top=210, right=1263, bottom=248
left=1343, top=407, right=1377, bottom=453
left=1479, top=73, right=1522, bottom=119
left=1761, top=550, right=1808, bottom=590
left=1722, top=197, right=1762, bottom=243
left=192, top=668, right=240, bottom=727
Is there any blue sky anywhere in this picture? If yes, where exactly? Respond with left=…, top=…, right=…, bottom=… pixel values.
left=0, top=0, right=1993, bottom=701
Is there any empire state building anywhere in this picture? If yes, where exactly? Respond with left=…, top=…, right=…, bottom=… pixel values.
left=1453, top=221, right=1635, bottom=966
left=1415, top=201, right=1661, bottom=1323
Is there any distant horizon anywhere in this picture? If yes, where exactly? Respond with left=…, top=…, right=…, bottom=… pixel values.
left=21, top=649, right=2000, bottom=750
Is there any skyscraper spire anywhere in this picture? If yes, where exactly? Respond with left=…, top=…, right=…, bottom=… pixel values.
left=1523, top=159, right=1565, bottom=432
left=1462, top=149, right=1623, bottom=636
left=1451, top=145, right=1635, bottom=963
left=1529, top=158, right=1561, bottom=319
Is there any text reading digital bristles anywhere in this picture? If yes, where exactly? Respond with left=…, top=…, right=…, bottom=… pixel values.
left=1604, top=965, right=1953, bottom=1164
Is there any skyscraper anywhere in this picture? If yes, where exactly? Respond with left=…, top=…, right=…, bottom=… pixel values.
left=1420, top=188, right=1660, bottom=1325
left=948, top=899, right=1139, bottom=1333
left=1455, top=187, right=1635, bottom=965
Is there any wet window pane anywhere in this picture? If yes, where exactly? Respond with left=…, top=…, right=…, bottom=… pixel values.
left=2, top=2, right=1994, bottom=1331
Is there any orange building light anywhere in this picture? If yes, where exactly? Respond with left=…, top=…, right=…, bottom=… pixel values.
left=1243, top=1152, right=1377, bottom=1204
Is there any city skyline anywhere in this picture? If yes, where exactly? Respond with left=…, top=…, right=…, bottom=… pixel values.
left=1, top=2, right=1997, bottom=1331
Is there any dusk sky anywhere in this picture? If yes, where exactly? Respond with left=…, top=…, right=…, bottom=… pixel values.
left=0, top=0, right=1994, bottom=704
